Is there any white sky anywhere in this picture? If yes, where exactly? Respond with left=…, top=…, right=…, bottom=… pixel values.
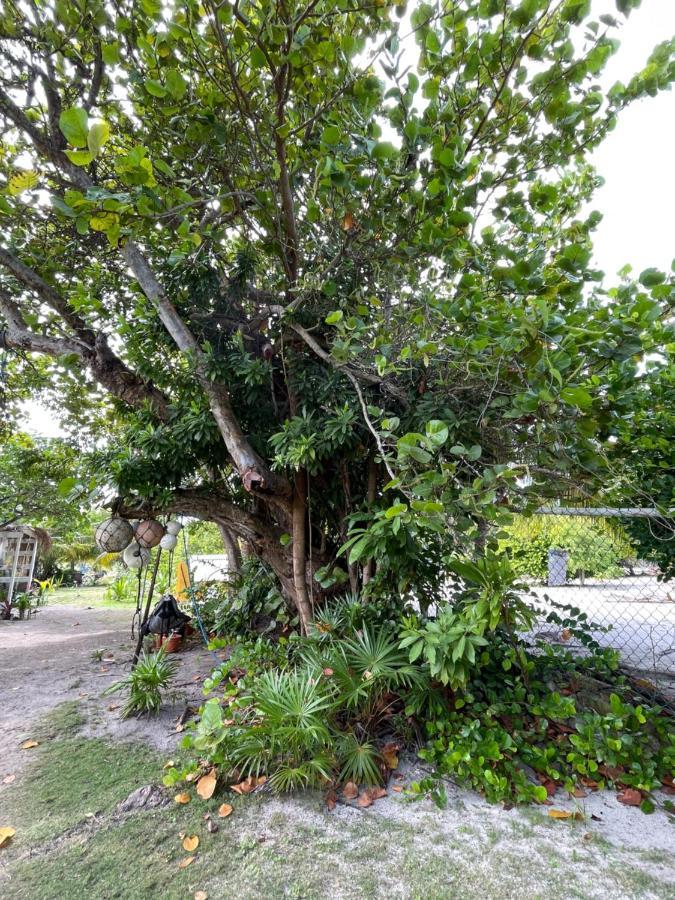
left=18, top=0, right=675, bottom=439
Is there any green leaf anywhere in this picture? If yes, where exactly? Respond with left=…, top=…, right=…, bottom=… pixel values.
left=425, top=420, right=449, bottom=447
left=638, top=268, right=665, bottom=287
left=165, top=68, right=187, bottom=99
left=145, top=79, right=167, bottom=98
left=372, top=142, right=398, bottom=160
left=250, top=45, right=267, bottom=68
left=385, top=503, right=407, bottom=519
left=87, top=120, right=110, bottom=156
left=321, top=125, right=341, bottom=145
left=57, top=476, right=78, bottom=496
left=325, top=310, right=343, bottom=325
left=64, top=150, right=94, bottom=166
left=59, top=107, right=89, bottom=147
left=560, top=386, right=593, bottom=410
left=8, top=170, right=38, bottom=195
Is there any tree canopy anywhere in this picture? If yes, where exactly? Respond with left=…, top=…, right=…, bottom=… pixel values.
left=0, top=0, right=673, bottom=626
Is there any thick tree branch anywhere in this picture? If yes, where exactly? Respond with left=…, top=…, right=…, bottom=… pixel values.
left=0, top=288, right=172, bottom=420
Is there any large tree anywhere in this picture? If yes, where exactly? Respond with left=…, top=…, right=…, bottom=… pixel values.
left=1, top=0, right=673, bottom=629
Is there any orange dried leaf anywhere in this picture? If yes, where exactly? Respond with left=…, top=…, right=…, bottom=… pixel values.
left=196, top=773, right=217, bottom=800
left=230, top=775, right=264, bottom=795
left=370, top=786, right=387, bottom=801
left=548, top=809, right=583, bottom=820
left=392, top=785, right=403, bottom=793
left=178, top=856, right=195, bottom=869
left=342, top=781, right=358, bottom=800
left=174, top=793, right=191, bottom=805
left=382, top=750, right=399, bottom=770
left=182, top=835, right=199, bottom=852
left=217, top=803, right=233, bottom=818
left=342, top=212, right=356, bottom=231
left=325, top=791, right=337, bottom=811
left=617, top=789, right=642, bottom=807
left=0, top=827, right=16, bottom=848
left=20, top=740, right=39, bottom=750
left=357, top=790, right=373, bottom=808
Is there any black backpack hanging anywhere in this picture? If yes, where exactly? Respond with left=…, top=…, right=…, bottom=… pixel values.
left=143, top=594, right=191, bottom=637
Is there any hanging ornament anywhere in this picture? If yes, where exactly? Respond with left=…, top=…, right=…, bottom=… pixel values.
left=135, top=519, right=165, bottom=548
left=95, top=517, right=134, bottom=552
left=159, top=533, right=178, bottom=551
left=123, top=541, right=150, bottom=569
left=165, top=521, right=183, bottom=536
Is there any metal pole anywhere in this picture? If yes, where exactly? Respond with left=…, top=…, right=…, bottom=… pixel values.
left=131, top=548, right=162, bottom=668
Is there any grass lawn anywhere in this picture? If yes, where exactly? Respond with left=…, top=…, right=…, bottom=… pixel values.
left=47, top=583, right=137, bottom=608
left=1, top=701, right=673, bottom=900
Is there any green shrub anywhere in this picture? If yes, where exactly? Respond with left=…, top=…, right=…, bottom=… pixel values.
left=173, top=554, right=674, bottom=811
left=499, top=515, right=634, bottom=580
left=103, top=648, right=178, bottom=718
left=194, top=558, right=294, bottom=637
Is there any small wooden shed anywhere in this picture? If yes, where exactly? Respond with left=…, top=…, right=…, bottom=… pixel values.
left=0, top=525, right=47, bottom=609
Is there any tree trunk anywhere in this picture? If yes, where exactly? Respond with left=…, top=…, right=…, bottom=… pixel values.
left=291, top=471, right=313, bottom=633
left=217, top=522, right=241, bottom=577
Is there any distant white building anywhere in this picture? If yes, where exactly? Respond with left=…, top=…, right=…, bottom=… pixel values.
left=190, top=554, right=231, bottom=583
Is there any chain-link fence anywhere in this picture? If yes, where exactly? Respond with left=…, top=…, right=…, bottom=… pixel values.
left=504, top=507, right=675, bottom=705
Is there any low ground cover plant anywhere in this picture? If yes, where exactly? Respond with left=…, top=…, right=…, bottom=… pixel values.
left=167, top=556, right=674, bottom=813
left=104, top=648, right=178, bottom=718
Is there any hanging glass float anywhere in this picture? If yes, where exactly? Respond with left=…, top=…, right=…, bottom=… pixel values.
left=159, top=533, right=178, bottom=551
left=165, top=521, right=182, bottom=536
left=95, top=517, right=134, bottom=552
left=135, top=519, right=165, bottom=548
left=122, top=541, right=150, bottom=569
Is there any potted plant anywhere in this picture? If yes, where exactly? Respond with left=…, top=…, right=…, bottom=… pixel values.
left=163, top=630, right=183, bottom=654
left=15, top=592, right=32, bottom=620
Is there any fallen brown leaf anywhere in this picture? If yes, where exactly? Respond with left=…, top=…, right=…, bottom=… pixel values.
left=617, top=789, right=642, bottom=807
left=20, top=740, right=39, bottom=750
left=571, top=787, right=587, bottom=799
left=196, top=773, right=217, bottom=800
left=561, top=628, right=572, bottom=641
left=0, top=827, right=16, bottom=848
left=370, top=786, right=387, bottom=801
left=186, top=772, right=198, bottom=782
left=2, top=775, right=16, bottom=785
left=194, top=892, right=208, bottom=900
left=230, top=775, right=265, bottom=795
left=107, top=704, right=119, bottom=712
left=325, top=790, right=337, bottom=811
left=548, top=809, right=583, bottom=820
left=357, top=790, right=373, bottom=808
left=342, top=781, right=358, bottom=800
left=217, top=803, right=233, bottom=818
left=392, top=785, right=403, bottom=793
left=182, top=835, right=199, bottom=852
left=175, top=724, right=185, bottom=733
left=174, top=793, right=191, bottom=805
left=178, top=856, right=195, bottom=869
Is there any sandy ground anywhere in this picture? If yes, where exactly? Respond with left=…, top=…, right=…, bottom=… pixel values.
left=1, top=604, right=674, bottom=899
left=0, top=604, right=217, bottom=780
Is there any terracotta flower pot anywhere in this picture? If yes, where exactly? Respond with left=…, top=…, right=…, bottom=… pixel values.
left=164, top=632, right=183, bottom=653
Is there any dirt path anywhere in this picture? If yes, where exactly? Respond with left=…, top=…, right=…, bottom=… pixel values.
left=0, top=604, right=216, bottom=780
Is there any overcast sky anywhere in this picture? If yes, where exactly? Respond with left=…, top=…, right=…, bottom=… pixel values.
left=20, top=0, right=675, bottom=438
